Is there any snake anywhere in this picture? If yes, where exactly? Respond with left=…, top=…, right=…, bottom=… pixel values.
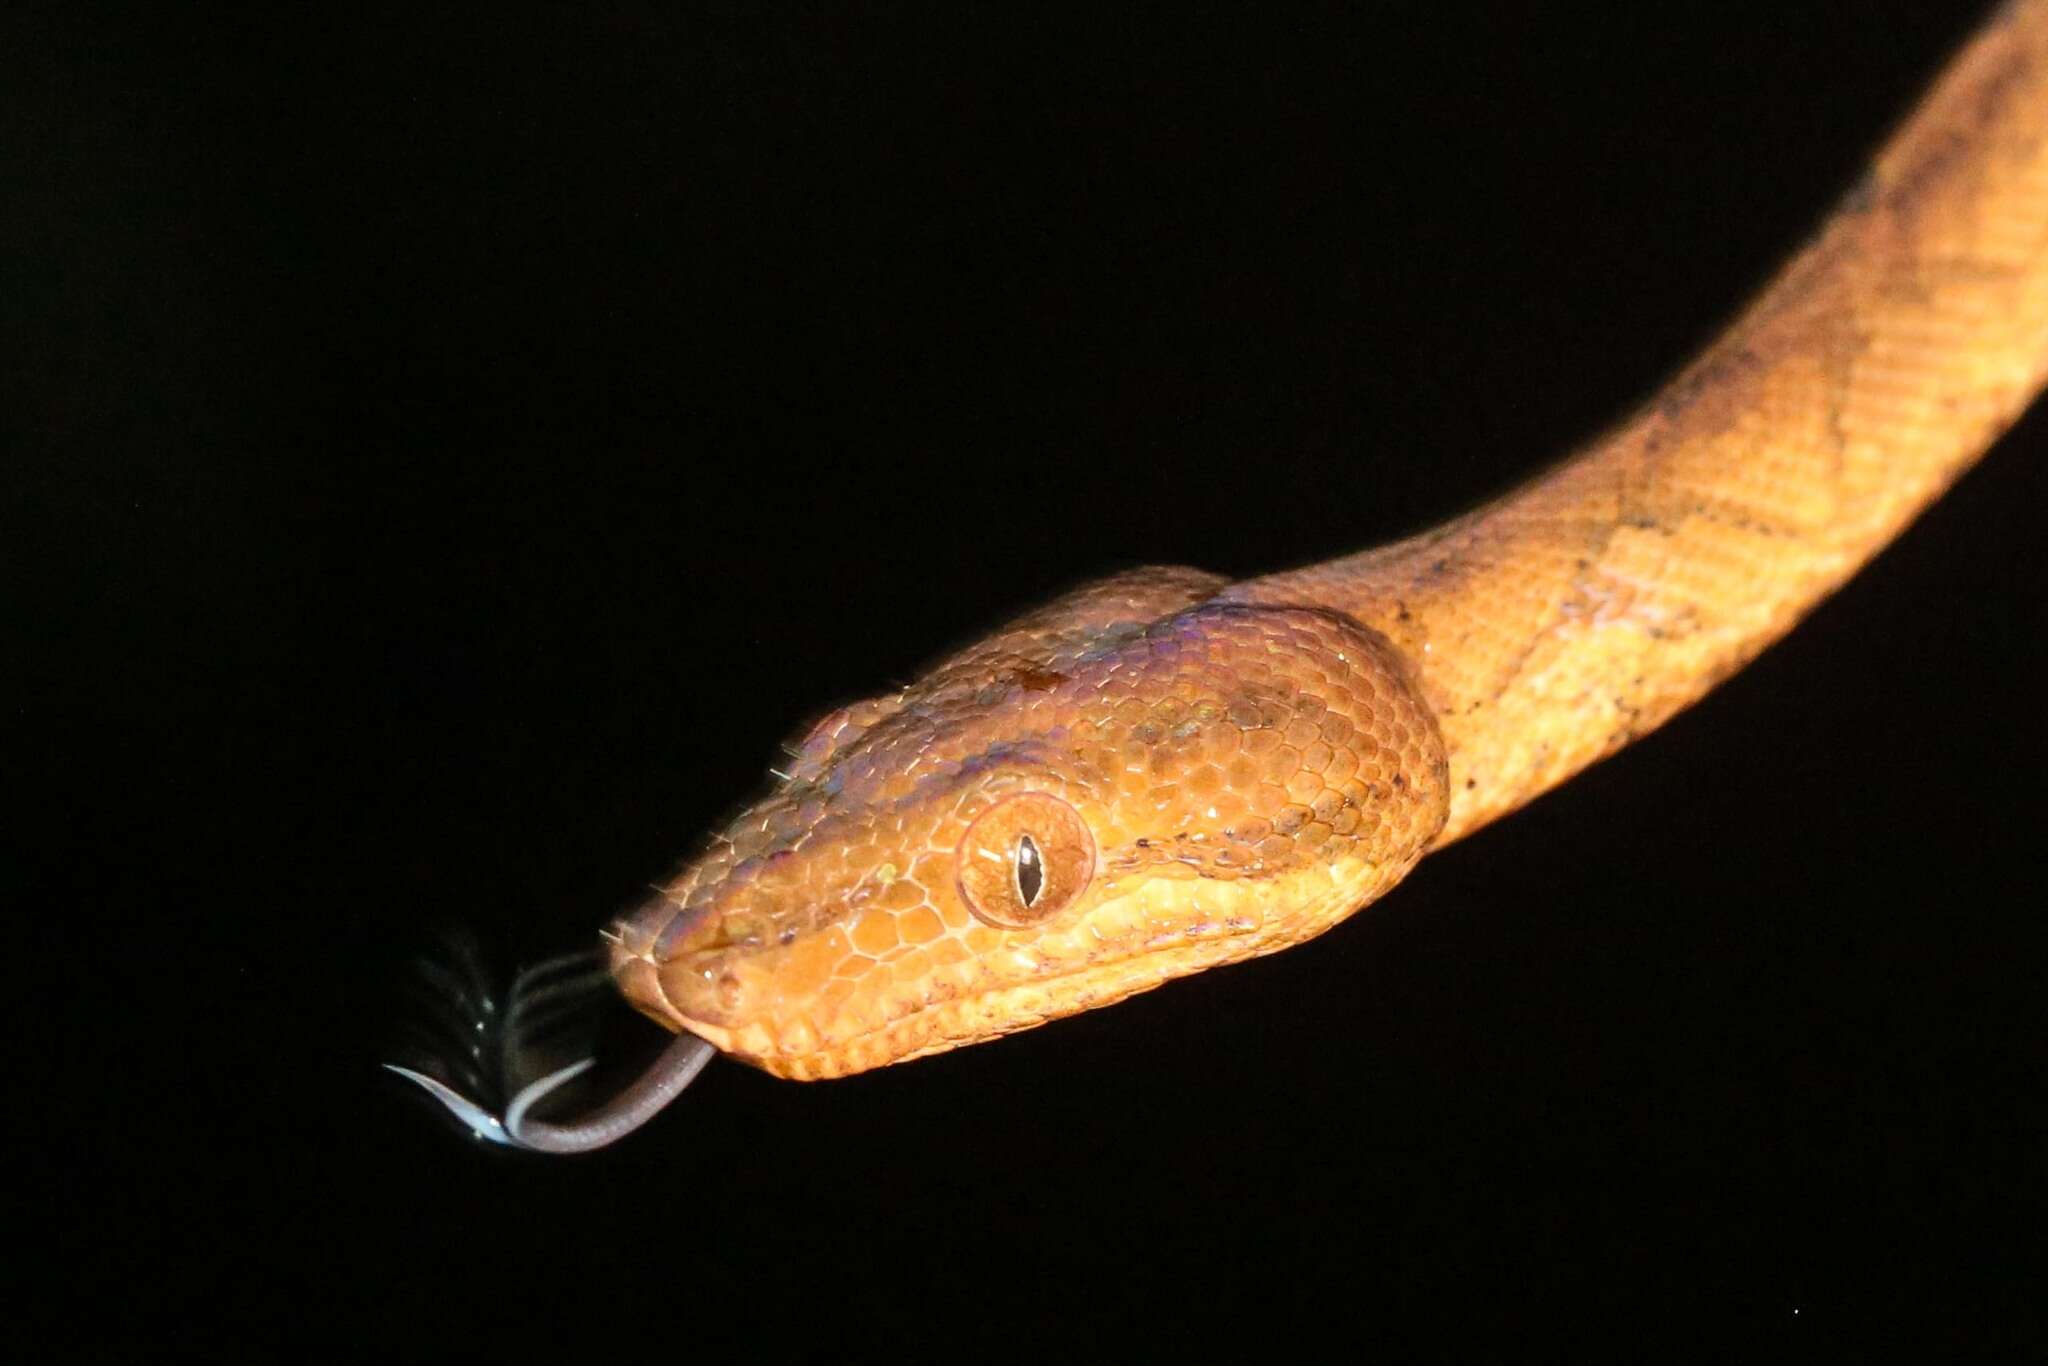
left=391, top=0, right=2048, bottom=1150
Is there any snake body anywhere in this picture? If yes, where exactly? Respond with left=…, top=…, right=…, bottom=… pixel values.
left=398, top=2, right=2048, bottom=1141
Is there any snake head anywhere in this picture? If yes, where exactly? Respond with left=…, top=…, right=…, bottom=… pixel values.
left=607, top=566, right=1448, bottom=1079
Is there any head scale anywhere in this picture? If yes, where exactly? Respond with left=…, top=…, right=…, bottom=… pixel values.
left=607, top=566, right=1447, bottom=1079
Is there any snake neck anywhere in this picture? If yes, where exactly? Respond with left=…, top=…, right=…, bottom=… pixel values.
left=1225, top=0, right=2048, bottom=845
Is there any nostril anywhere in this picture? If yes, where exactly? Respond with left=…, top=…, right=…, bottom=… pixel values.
left=716, top=969, right=744, bottom=1013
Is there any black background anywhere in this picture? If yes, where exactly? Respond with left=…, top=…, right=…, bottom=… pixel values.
left=15, top=0, right=2047, bottom=1351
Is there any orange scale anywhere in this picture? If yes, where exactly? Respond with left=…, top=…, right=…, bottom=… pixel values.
left=849, top=910, right=899, bottom=956
left=776, top=928, right=850, bottom=1000
left=1228, top=815, right=1273, bottom=844
left=1144, top=782, right=1182, bottom=812
left=1206, top=790, right=1248, bottom=824
left=897, top=906, right=945, bottom=945
left=879, top=877, right=925, bottom=911
left=1249, top=782, right=1292, bottom=815
left=832, top=953, right=876, bottom=980
left=1097, top=817, right=1141, bottom=851
left=887, top=948, right=933, bottom=984
left=777, top=1018, right=820, bottom=1058
left=758, top=855, right=801, bottom=890
left=1259, top=745, right=1302, bottom=783
left=815, top=976, right=858, bottom=1015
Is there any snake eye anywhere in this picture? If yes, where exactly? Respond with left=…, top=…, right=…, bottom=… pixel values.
left=957, top=792, right=1093, bottom=930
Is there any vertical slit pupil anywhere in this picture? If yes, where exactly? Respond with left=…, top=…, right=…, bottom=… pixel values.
left=1015, top=834, right=1044, bottom=906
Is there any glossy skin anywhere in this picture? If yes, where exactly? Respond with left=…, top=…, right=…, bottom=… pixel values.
left=609, top=1, right=2048, bottom=1081
left=609, top=576, right=1447, bottom=1078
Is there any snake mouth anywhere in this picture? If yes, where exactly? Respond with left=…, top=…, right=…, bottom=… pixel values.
left=817, top=922, right=1284, bottom=1078
left=612, top=900, right=1292, bottom=1080
left=612, top=848, right=1405, bottom=1079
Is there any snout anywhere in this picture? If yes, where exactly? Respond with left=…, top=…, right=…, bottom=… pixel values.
left=604, top=891, right=743, bottom=1044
